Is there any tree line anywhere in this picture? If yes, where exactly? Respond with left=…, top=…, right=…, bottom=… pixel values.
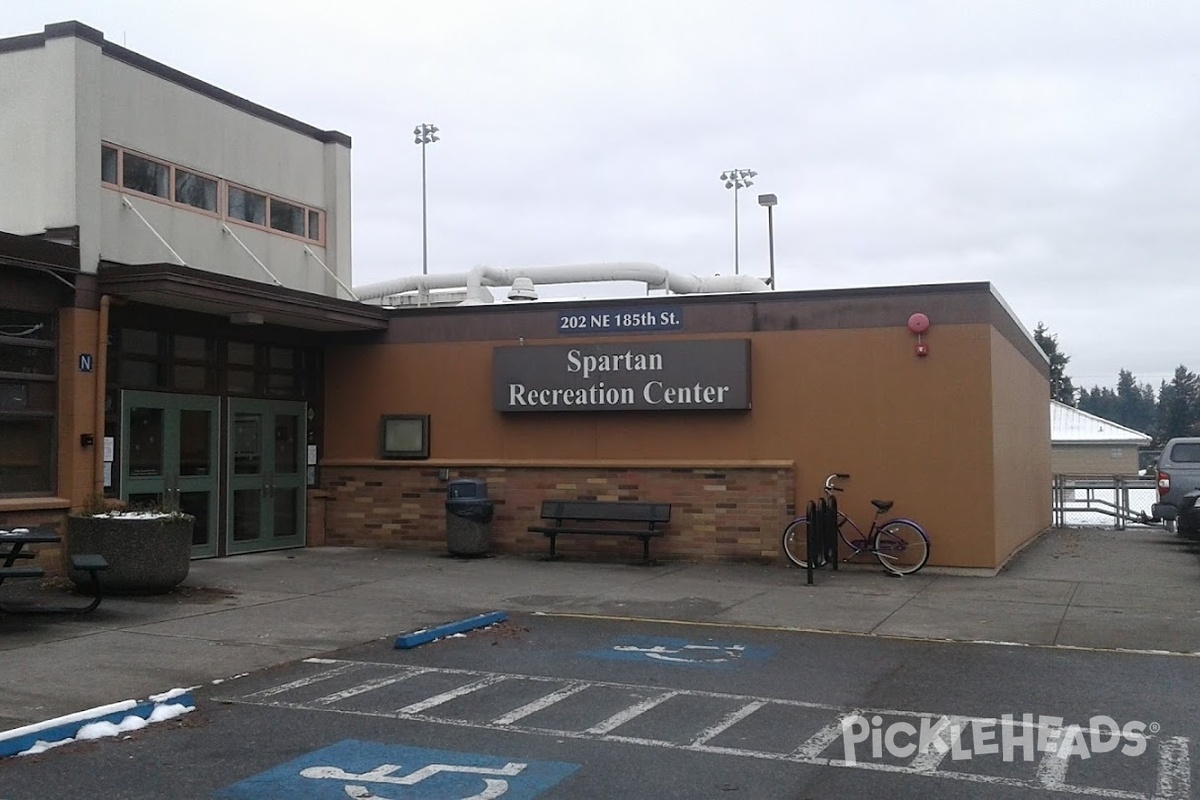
left=1034, top=323, right=1199, bottom=447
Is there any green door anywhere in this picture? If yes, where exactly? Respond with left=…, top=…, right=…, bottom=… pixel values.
left=227, top=398, right=307, bottom=554
left=121, top=390, right=220, bottom=558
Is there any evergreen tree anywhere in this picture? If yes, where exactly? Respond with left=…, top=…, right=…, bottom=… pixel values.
left=1078, top=385, right=1118, bottom=419
left=1115, top=369, right=1156, bottom=434
left=1033, top=322, right=1076, bottom=405
left=1154, top=366, right=1200, bottom=444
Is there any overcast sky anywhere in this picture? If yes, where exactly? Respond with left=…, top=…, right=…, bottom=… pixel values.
left=6, top=1, right=1199, bottom=390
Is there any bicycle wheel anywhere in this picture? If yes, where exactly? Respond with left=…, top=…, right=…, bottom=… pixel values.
left=781, top=517, right=826, bottom=568
left=873, top=520, right=930, bottom=575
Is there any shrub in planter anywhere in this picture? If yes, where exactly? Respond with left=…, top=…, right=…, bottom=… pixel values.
left=66, top=496, right=195, bottom=595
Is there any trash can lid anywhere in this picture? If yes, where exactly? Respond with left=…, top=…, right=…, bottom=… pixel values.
left=447, top=478, right=488, bottom=499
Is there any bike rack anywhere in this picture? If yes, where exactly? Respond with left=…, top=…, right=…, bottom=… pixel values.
left=805, top=495, right=839, bottom=585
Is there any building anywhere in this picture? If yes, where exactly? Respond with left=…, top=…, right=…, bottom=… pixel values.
left=1, top=21, right=1053, bottom=573
left=0, top=21, right=384, bottom=557
left=1050, top=401, right=1151, bottom=476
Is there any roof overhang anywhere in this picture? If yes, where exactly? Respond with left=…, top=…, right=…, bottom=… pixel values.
left=97, top=261, right=387, bottom=333
left=0, top=230, right=81, bottom=277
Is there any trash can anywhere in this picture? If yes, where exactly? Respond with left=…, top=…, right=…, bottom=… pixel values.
left=445, top=478, right=493, bottom=556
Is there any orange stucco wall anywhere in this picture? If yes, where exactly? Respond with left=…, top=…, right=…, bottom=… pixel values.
left=990, top=326, right=1053, bottom=566
left=321, top=288, right=1042, bottom=569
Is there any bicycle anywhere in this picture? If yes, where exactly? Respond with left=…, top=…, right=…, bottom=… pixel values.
left=781, top=473, right=931, bottom=575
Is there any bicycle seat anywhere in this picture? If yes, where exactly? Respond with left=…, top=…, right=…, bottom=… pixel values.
left=871, top=499, right=893, bottom=513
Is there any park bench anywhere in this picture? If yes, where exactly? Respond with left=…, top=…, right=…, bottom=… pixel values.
left=528, top=499, right=671, bottom=563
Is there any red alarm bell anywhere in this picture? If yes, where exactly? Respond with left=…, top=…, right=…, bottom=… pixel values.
left=908, top=313, right=930, bottom=356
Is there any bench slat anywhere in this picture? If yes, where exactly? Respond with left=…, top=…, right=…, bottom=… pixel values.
left=528, top=526, right=664, bottom=538
left=71, top=554, right=109, bottom=572
left=0, top=567, right=45, bottom=579
left=540, top=500, right=671, bottom=524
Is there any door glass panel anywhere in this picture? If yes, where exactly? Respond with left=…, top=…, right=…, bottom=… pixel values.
left=233, top=413, right=262, bottom=474
left=232, top=489, right=261, bottom=541
left=128, top=407, right=164, bottom=477
left=179, top=409, right=211, bottom=476
left=273, top=488, right=298, bottom=539
left=178, top=491, right=210, bottom=546
left=274, top=415, right=299, bottom=473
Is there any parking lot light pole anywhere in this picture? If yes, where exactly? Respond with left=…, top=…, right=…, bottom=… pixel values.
left=720, top=168, right=757, bottom=275
left=414, top=123, right=439, bottom=276
left=758, top=193, right=778, bottom=289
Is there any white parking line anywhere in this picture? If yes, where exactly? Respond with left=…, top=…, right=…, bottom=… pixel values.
left=221, top=660, right=1191, bottom=799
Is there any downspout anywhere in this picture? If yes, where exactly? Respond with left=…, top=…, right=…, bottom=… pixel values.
left=92, top=294, right=110, bottom=498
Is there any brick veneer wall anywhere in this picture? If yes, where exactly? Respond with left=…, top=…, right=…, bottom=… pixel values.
left=0, top=504, right=68, bottom=574
left=321, top=463, right=795, bottom=564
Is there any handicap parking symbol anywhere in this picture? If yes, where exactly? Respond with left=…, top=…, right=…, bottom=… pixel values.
left=583, top=635, right=775, bottom=669
left=215, top=741, right=578, bottom=800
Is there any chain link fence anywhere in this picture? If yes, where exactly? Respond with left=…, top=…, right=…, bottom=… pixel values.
left=1052, top=474, right=1162, bottom=530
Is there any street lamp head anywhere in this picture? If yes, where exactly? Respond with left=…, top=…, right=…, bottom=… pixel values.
left=758, top=193, right=778, bottom=207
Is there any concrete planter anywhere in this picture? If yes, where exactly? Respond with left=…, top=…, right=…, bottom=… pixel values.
left=66, top=514, right=194, bottom=595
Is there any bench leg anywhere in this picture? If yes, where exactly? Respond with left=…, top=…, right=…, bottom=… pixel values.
left=641, top=537, right=651, bottom=564
left=0, top=569, right=104, bottom=614
left=548, top=534, right=557, bottom=560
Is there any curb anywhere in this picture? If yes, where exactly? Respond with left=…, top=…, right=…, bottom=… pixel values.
left=395, top=610, right=507, bottom=649
left=0, top=690, right=196, bottom=758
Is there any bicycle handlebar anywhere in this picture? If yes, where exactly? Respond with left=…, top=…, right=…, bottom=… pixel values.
left=824, top=473, right=851, bottom=493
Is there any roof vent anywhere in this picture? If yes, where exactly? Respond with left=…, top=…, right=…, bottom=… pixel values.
left=507, top=276, right=538, bottom=301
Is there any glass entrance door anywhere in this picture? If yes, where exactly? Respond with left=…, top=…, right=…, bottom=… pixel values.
left=121, top=390, right=220, bottom=558
left=227, top=398, right=306, bottom=554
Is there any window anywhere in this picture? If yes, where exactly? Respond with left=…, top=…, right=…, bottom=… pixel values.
left=380, top=415, right=430, bottom=459
left=176, top=169, right=218, bottom=212
left=270, top=198, right=305, bottom=236
left=101, top=144, right=326, bottom=243
left=0, top=309, right=55, bottom=496
left=101, top=145, right=118, bottom=184
left=122, top=152, right=170, bottom=198
left=228, top=186, right=267, bottom=226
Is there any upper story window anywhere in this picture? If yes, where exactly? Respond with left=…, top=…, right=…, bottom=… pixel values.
left=122, top=152, right=170, bottom=198
left=228, top=186, right=267, bottom=226
left=102, top=143, right=325, bottom=244
left=176, top=170, right=218, bottom=212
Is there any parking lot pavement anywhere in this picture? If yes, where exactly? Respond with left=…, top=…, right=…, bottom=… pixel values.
left=0, top=526, right=1197, bottom=733
left=0, top=613, right=1195, bottom=799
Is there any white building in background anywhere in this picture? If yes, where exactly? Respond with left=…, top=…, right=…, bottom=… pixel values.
left=1050, top=400, right=1152, bottom=476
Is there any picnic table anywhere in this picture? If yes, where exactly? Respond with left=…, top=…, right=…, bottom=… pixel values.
left=0, top=527, right=108, bottom=613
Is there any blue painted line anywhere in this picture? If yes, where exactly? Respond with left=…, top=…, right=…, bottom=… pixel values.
left=0, top=692, right=196, bottom=758
left=395, top=610, right=507, bottom=649
left=215, top=740, right=579, bottom=799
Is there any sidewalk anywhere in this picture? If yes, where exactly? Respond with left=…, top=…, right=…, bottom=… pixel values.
left=1, top=526, right=1197, bottom=731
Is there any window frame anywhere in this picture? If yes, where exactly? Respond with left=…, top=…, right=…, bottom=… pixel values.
left=379, top=415, right=431, bottom=460
left=101, top=142, right=324, bottom=242
left=0, top=309, right=57, bottom=497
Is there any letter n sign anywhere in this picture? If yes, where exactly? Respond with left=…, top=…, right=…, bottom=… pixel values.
left=78, top=353, right=93, bottom=373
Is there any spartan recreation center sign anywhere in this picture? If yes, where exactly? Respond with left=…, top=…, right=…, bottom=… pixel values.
left=493, top=340, right=750, bottom=412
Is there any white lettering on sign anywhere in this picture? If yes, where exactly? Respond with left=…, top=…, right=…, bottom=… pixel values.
left=566, top=349, right=663, bottom=379
left=643, top=381, right=730, bottom=405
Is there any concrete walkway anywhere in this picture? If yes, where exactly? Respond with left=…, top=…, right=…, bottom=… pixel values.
left=1, top=526, right=1196, bottom=731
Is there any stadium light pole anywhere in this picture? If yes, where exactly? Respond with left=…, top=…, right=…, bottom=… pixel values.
left=720, top=168, right=757, bottom=275
left=758, top=193, right=778, bottom=290
left=414, top=123, right=439, bottom=275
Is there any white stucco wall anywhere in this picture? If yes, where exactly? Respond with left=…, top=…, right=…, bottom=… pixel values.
left=0, top=43, right=62, bottom=235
